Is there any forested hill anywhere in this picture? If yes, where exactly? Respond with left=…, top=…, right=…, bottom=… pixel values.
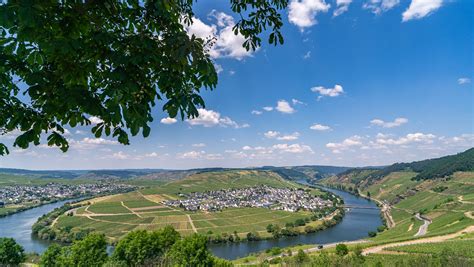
left=374, top=148, right=473, bottom=181
left=330, top=148, right=474, bottom=186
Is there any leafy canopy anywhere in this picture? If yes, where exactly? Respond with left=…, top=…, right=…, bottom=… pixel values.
left=0, top=237, right=25, bottom=266
left=0, top=0, right=288, bottom=155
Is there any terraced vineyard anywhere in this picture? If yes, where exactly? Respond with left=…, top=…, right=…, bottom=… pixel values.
left=52, top=170, right=329, bottom=242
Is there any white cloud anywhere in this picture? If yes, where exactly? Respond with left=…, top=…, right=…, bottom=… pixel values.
left=334, top=0, right=352, bottom=16
left=402, top=0, right=443, bottom=22
left=276, top=100, right=296, bottom=114
left=311, top=84, right=344, bottom=99
left=75, top=130, right=87, bottom=135
left=251, top=110, right=263, bottom=115
left=178, top=150, right=205, bottom=159
left=214, top=64, right=223, bottom=74
left=263, top=106, right=274, bottom=111
left=160, top=117, right=177, bottom=125
left=272, top=143, right=314, bottom=153
left=186, top=11, right=255, bottom=60
left=303, top=51, right=311, bottom=59
left=144, top=152, right=159, bottom=157
left=187, top=108, right=248, bottom=128
left=192, top=143, right=206, bottom=147
left=264, top=131, right=300, bottom=140
left=376, top=132, right=436, bottom=145
left=69, top=137, right=119, bottom=150
left=277, top=132, right=300, bottom=141
left=111, top=151, right=130, bottom=160
left=310, top=123, right=332, bottom=131
left=458, top=77, right=471, bottom=85
left=88, top=116, right=103, bottom=124
left=292, top=99, right=305, bottom=105
left=242, top=143, right=313, bottom=154
left=264, top=131, right=280, bottom=139
left=177, top=150, right=222, bottom=160
left=288, top=0, right=331, bottom=29
left=363, top=0, right=400, bottom=15
left=370, top=117, right=408, bottom=128
left=326, top=135, right=363, bottom=153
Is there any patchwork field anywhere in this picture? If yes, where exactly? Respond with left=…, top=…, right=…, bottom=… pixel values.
left=53, top=170, right=324, bottom=242
left=364, top=171, right=474, bottom=243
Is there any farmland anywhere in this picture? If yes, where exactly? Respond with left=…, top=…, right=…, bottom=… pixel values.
left=51, top=170, right=338, bottom=243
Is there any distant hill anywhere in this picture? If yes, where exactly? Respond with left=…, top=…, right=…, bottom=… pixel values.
left=258, top=165, right=351, bottom=181
left=324, top=148, right=474, bottom=186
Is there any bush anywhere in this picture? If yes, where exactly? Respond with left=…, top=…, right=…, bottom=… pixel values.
left=368, top=231, right=377, bottom=237
left=336, top=243, right=349, bottom=256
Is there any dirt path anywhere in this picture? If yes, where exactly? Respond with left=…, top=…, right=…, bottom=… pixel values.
left=465, top=211, right=474, bottom=220
left=186, top=214, right=198, bottom=233
left=458, top=195, right=474, bottom=204
left=407, top=223, right=413, bottom=232
left=414, top=213, right=431, bottom=237
left=121, top=201, right=143, bottom=218
left=362, top=225, right=474, bottom=255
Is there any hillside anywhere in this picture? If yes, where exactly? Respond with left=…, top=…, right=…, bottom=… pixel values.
left=320, top=150, right=474, bottom=245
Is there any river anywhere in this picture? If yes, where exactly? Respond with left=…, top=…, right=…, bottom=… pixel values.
left=0, top=185, right=382, bottom=260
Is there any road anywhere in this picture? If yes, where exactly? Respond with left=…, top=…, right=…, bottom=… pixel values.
left=414, top=213, right=431, bottom=237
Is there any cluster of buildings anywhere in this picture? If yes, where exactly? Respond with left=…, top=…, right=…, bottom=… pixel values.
left=164, top=185, right=334, bottom=212
left=0, top=182, right=134, bottom=205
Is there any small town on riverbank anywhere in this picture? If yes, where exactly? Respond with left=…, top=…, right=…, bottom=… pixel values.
left=164, top=185, right=335, bottom=212
left=0, top=182, right=134, bottom=206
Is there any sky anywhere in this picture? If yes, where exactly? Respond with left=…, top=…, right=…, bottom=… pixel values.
left=1, top=0, right=473, bottom=170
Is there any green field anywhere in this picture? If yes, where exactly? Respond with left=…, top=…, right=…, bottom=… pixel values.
left=53, top=170, right=326, bottom=242
left=385, top=240, right=474, bottom=258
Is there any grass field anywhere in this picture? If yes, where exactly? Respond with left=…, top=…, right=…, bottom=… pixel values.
left=54, top=170, right=323, bottom=242
left=385, top=240, right=474, bottom=257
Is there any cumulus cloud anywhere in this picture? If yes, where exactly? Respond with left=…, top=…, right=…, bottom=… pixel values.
left=276, top=100, right=296, bottom=114
left=187, top=108, right=248, bottom=128
left=311, top=84, right=344, bottom=99
left=288, top=0, right=331, bottom=29
left=242, top=143, right=313, bottom=154
left=310, top=123, right=332, bottom=131
left=160, top=117, right=177, bottom=125
left=402, top=0, right=443, bottom=22
left=363, top=0, right=400, bottom=15
left=111, top=151, right=130, bottom=160
left=326, top=135, right=363, bottom=153
left=186, top=10, right=255, bottom=60
left=292, top=99, right=305, bottom=105
left=251, top=110, right=263, bottom=115
left=370, top=117, right=408, bottom=128
left=263, top=107, right=274, bottom=111
left=264, top=131, right=300, bottom=141
left=177, top=150, right=223, bottom=160
left=458, top=77, right=471, bottom=85
left=334, top=0, right=352, bottom=17
left=376, top=132, right=436, bottom=145
left=192, top=143, right=206, bottom=147
left=69, top=137, right=119, bottom=150
left=88, top=116, right=103, bottom=124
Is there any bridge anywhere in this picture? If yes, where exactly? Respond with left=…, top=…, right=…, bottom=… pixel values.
left=340, top=205, right=379, bottom=210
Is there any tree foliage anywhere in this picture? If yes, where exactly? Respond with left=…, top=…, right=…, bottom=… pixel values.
left=0, top=0, right=289, bottom=155
left=167, top=234, right=214, bottom=266
left=112, top=226, right=180, bottom=266
left=0, top=237, right=25, bottom=266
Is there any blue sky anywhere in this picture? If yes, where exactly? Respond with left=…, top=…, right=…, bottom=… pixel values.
left=1, top=0, right=472, bottom=170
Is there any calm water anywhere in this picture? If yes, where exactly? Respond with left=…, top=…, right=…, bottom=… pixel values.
left=0, top=199, right=78, bottom=254
left=0, top=185, right=381, bottom=259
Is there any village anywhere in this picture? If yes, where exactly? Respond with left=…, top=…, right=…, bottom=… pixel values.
left=0, top=182, right=134, bottom=206
left=164, top=185, right=335, bottom=212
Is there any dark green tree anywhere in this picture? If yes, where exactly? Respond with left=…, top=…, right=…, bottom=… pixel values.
left=113, top=226, right=180, bottom=266
left=335, top=243, right=349, bottom=256
left=295, top=249, right=309, bottom=263
left=0, top=0, right=289, bottom=155
left=167, top=234, right=214, bottom=266
left=40, top=244, right=62, bottom=267
left=69, top=233, right=108, bottom=267
left=0, top=238, right=25, bottom=266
